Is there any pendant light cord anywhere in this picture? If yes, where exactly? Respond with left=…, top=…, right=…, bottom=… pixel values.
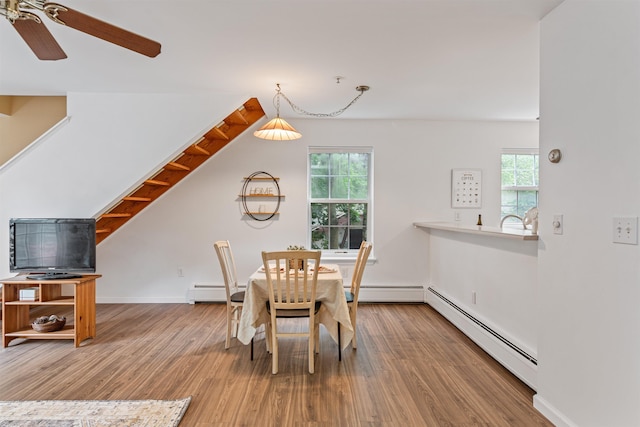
left=273, top=84, right=369, bottom=118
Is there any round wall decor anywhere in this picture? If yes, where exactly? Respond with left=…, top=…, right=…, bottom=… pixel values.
left=241, top=171, right=282, bottom=221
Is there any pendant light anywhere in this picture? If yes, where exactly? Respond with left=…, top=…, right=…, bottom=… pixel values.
left=254, top=83, right=369, bottom=141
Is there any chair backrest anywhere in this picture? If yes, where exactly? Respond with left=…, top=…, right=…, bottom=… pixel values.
left=350, top=241, right=372, bottom=301
left=261, top=250, right=321, bottom=311
left=214, top=240, right=239, bottom=302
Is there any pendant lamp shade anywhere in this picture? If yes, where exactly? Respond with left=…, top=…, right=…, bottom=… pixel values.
left=253, top=117, right=302, bottom=141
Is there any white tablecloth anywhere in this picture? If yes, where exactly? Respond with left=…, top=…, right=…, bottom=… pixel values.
left=237, top=264, right=354, bottom=350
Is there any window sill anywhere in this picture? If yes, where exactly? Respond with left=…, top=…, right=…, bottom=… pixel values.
left=320, top=255, right=376, bottom=265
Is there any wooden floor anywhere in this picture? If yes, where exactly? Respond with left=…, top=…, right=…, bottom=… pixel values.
left=0, top=303, right=552, bottom=426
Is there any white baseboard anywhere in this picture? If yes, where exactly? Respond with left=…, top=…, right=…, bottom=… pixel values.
left=426, top=286, right=538, bottom=390
left=358, top=286, right=424, bottom=302
left=533, top=395, right=577, bottom=427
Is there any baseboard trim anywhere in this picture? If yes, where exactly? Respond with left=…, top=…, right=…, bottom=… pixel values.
left=358, top=286, right=424, bottom=302
left=533, top=395, right=577, bottom=427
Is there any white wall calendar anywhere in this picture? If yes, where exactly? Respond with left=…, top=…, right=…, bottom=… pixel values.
left=451, top=169, right=482, bottom=208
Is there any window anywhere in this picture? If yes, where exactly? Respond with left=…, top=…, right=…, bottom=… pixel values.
left=308, top=147, right=372, bottom=255
left=501, top=150, right=539, bottom=224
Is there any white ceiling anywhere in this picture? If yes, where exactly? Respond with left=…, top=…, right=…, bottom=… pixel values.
left=0, top=0, right=564, bottom=121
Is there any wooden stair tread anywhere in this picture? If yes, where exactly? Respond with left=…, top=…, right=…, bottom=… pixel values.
left=165, top=162, right=191, bottom=172
left=184, top=145, right=210, bottom=156
left=204, top=126, right=230, bottom=141
left=145, top=179, right=170, bottom=186
left=123, top=196, right=152, bottom=202
left=101, top=213, right=132, bottom=218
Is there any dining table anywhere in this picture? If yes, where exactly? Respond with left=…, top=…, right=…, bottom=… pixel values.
left=237, top=263, right=354, bottom=350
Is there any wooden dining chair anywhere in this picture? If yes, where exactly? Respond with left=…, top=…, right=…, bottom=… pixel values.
left=262, top=250, right=322, bottom=374
left=214, top=240, right=246, bottom=351
left=343, top=241, right=372, bottom=350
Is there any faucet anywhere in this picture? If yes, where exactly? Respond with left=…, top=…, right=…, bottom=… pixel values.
left=500, top=214, right=526, bottom=229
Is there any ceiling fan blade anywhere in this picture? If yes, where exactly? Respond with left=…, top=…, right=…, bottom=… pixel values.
left=43, top=3, right=161, bottom=58
left=12, top=16, right=67, bottom=60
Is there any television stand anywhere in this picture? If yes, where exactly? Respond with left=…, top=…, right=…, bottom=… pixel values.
left=1, top=274, right=100, bottom=347
left=26, top=273, right=82, bottom=280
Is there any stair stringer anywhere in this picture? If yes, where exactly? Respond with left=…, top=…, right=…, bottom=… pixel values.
left=94, top=98, right=265, bottom=244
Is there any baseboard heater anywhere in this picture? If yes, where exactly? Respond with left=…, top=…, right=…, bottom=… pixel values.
left=187, top=283, right=235, bottom=304
left=188, top=283, right=424, bottom=304
left=427, top=287, right=537, bottom=366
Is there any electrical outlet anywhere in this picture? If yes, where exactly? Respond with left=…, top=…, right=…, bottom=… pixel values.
left=472, top=291, right=477, bottom=304
left=454, top=212, right=461, bottom=222
left=613, top=216, right=638, bottom=245
left=177, top=267, right=184, bottom=277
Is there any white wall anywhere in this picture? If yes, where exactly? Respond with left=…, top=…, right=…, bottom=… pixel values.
left=535, top=1, right=640, bottom=426
left=0, top=96, right=538, bottom=302
left=425, top=228, right=539, bottom=387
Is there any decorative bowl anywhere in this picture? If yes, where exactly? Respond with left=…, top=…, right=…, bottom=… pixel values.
left=32, top=315, right=66, bottom=333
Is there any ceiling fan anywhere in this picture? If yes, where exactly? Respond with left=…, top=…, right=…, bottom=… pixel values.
left=0, top=0, right=161, bottom=60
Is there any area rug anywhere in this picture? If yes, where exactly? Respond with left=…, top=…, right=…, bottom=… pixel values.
left=0, top=396, right=191, bottom=427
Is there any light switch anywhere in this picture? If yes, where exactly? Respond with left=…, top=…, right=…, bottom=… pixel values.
left=553, top=214, right=563, bottom=235
left=613, top=216, right=638, bottom=245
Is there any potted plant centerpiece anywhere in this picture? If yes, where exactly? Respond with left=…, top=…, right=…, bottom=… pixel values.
left=287, top=245, right=305, bottom=270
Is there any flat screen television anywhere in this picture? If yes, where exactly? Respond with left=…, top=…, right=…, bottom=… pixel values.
left=9, top=218, right=96, bottom=280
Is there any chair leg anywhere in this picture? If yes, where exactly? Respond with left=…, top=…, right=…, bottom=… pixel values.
left=350, top=308, right=357, bottom=350
left=272, top=318, right=278, bottom=374
left=225, top=306, right=232, bottom=350
left=338, top=323, right=341, bottom=361
left=309, top=317, right=315, bottom=374
left=233, top=306, right=241, bottom=338
left=250, top=337, right=254, bottom=360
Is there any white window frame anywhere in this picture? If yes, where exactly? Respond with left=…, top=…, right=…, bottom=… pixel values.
left=307, top=146, right=373, bottom=260
left=500, top=148, right=539, bottom=225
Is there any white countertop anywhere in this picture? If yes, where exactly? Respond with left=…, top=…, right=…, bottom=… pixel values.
left=413, top=221, right=539, bottom=241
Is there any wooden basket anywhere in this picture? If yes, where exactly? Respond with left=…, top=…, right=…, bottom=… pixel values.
left=32, top=316, right=66, bottom=333
left=289, top=259, right=304, bottom=270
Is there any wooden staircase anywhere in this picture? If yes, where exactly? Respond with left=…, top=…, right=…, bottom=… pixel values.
left=95, top=98, right=265, bottom=244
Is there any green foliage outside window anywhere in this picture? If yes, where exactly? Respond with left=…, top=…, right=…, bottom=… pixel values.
left=501, top=153, right=539, bottom=222
left=309, top=151, right=370, bottom=250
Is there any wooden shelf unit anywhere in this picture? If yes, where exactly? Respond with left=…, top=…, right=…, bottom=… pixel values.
left=1, top=274, right=100, bottom=348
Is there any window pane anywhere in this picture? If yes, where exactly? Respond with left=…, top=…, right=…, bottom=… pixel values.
left=515, top=169, right=535, bottom=186
left=501, top=154, right=515, bottom=169
left=329, top=203, right=348, bottom=226
left=329, top=153, right=349, bottom=175
left=310, top=176, right=329, bottom=198
left=349, top=153, right=369, bottom=177
left=311, top=227, right=328, bottom=249
left=311, top=203, right=328, bottom=226
left=501, top=170, right=515, bottom=187
left=502, top=190, right=517, bottom=207
left=517, top=191, right=538, bottom=215
left=330, top=177, right=348, bottom=199
left=310, top=153, right=329, bottom=176
left=350, top=203, right=366, bottom=226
